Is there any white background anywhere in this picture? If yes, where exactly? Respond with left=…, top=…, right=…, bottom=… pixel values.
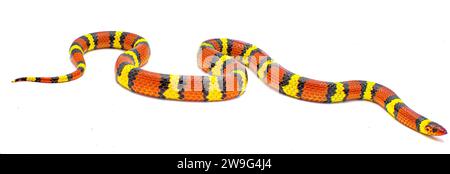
left=1, top=0, right=449, bottom=154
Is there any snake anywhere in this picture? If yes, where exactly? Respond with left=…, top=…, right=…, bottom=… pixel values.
left=13, top=31, right=446, bottom=136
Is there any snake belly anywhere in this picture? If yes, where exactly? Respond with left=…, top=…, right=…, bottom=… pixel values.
left=13, top=31, right=446, bottom=136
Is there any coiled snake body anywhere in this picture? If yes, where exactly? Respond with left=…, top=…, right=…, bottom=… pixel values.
left=13, top=31, right=446, bottom=136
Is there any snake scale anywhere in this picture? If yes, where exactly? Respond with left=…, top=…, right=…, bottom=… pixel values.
left=13, top=31, right=446, bottom=136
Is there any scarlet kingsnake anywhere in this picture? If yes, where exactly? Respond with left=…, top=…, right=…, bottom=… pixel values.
left=13, top=31, right=446, bottom=136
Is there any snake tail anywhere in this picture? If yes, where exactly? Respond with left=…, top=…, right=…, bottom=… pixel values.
left=12, top=31, right=248, bottom=101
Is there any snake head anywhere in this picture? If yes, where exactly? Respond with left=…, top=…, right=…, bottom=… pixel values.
left=423, top=122, right=447, bottom=136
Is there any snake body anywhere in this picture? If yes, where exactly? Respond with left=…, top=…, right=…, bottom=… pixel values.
left=13, top=31, right=446, bottom=136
